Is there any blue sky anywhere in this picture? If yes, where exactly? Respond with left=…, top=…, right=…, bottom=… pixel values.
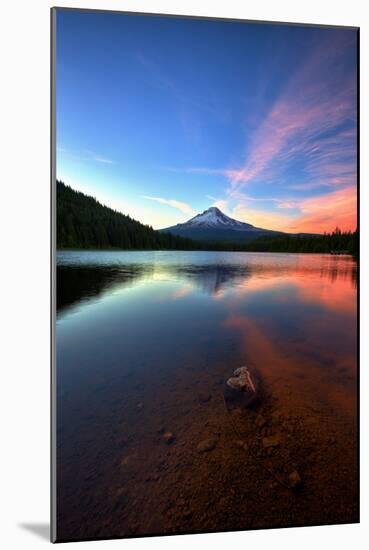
left=56, top=10, right=357, bottom=232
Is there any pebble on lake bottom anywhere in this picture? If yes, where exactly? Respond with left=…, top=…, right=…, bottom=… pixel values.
left=197, top=437, right=218, bottom=453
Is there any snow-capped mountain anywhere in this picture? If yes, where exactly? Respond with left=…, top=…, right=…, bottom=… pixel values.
left=160, top=206, right=282, bottom=243
left=179, top=206, right=259, bottom=231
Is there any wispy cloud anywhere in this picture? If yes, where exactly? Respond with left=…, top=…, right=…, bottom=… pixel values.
left=226, top=39, right=356, bottom=194
left=162, top=166, right=234, bottom=178
left=176, top=36, right=356, bottom=203
left=286, top=181, right=331, bottom=191
left=232, top=185, right=356, bottom=233
left=171, top=36, right=357, bottom=233
left=142, top=195, right=195, bottom=215
left=284, top=186, right=357, bottom=233
left=57, top=147, right=115, bottom=165
left=206, top=195, right=229, bottom=212
left=85, top=150, right=115, bottom=164
left=225, top=189, right=300, bottom=209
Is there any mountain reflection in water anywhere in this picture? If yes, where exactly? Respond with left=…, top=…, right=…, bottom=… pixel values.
left=57, top=250, right=356, bottom=315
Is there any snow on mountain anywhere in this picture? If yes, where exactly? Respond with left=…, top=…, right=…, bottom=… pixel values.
left=160, top=206, right=282, bottom=243
left=160, top=206, right=317, bottom=243
left=176, top=207, right=259, bottom=231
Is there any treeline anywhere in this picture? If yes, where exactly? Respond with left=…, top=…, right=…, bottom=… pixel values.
left=56, top=181, right=357, bottom=256
left=187, top=230, right=357, bottom=255
left=56, top=180, right=196, bottom=250
left=242, top=229, right=358, bottom=256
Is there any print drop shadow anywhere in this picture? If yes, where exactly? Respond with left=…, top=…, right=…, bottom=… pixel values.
left=18, top=522, right=49, bottom=541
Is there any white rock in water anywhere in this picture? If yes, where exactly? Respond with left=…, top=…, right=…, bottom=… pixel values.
left=226, top=366, right=256, bottom=393
left=224, top=365, right=259, bottom=409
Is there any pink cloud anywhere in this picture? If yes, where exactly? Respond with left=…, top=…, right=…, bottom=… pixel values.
left=226, top=40, right=356, bottom=194
left=232, top=185, right=356, bottom=234
left=229, top=92, right=355, bottom=192
left=284, top=185, right=357, bottom=233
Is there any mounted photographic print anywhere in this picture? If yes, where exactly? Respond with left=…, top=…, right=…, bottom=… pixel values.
left=51, top=8, right=359, bottom=543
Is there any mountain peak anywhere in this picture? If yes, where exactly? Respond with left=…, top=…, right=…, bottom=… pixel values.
left=178, top=206, right=257, bottom=230
left=204, top=206, right=221, bottom=213
left=160, top=205, right=281, bottom=242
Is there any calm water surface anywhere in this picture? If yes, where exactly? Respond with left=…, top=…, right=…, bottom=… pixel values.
left=56, top=251, right=357, bottom=539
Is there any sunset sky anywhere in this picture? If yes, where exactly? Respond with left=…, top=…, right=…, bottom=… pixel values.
left=56, top=10, right=357, bottom=233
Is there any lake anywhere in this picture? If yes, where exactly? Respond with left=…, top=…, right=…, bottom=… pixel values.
left=56, top=250, right=358, bottom=539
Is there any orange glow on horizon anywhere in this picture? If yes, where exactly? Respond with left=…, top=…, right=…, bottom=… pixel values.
left=232, top=186, right=357, bottom=234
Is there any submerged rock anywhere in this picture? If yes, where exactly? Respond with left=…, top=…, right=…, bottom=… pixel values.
left=262, top=434, right=281, bottom=448
left=197, top=437, right=218, bottom=453
left=223, top=366, right=260, bottom=409
left=288, top=470, right=302, bottom=489
left=163, top=432, right=175, bottom=444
